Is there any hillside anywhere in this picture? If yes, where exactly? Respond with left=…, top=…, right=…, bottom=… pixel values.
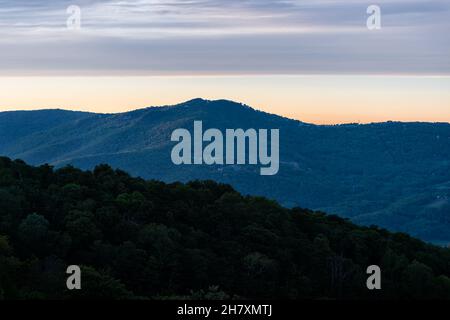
left=1, top=99, right=450, bottom=242
left=1, top=157, right=450, bottom=299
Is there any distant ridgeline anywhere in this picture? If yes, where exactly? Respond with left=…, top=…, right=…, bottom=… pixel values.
left=1, top=157, right=450, bottom=299
left=1, top=98, right=450, bottom=243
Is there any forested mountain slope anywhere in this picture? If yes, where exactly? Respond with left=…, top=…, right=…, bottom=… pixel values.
left=0, top=157, right=450, bottom=299
left=1, top=99, right=450, bottom=242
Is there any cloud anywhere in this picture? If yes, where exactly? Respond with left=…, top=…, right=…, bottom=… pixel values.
left=0, top=0, right=449, bottom=74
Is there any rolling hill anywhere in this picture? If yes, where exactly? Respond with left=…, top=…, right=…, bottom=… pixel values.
left=1, top=98, right=450, bottom=242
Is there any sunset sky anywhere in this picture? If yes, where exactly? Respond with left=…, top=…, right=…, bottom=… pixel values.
left=0, top=0, right=449, bottom=124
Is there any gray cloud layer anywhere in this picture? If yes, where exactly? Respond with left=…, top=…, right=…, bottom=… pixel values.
left=0, top=0, right=449, bottom=75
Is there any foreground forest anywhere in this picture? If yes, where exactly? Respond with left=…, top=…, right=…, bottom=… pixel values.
left=0, top=157, right=450, bottom=299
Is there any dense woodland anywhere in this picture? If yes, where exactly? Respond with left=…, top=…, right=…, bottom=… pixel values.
left=1, top=157, right=450, bottom=300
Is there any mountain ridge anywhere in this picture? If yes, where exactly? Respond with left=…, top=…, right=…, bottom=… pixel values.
left=3, top=98, right=449, bottom=126
left=1, top=98, right=450, bottom=243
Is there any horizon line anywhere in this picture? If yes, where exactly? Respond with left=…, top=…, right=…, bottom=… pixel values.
left=2, top=98, right=450, bottom=127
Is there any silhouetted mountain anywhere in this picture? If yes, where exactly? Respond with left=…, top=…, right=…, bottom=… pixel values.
left=1, top=99, right=450, bottom=242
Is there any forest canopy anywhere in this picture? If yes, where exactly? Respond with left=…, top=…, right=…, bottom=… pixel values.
left=0, top=156, right=450, bottom=300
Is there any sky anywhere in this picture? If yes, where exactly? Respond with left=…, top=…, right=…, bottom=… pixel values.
left=0, top=0, right=449, bottom=124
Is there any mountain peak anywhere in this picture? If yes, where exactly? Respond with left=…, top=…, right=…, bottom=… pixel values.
left=184, top=98, right=209, bottom=105
left=178, top=98, right=254, bottom=111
